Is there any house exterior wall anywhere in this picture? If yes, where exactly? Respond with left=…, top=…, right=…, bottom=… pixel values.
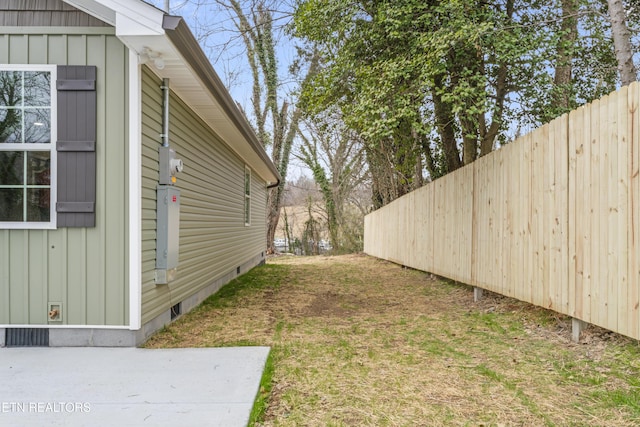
left=0, top=0, right=110, bottom=26
left=0, top=27, right=130, bottom=326
left=140, top=67, right=267, bottom=325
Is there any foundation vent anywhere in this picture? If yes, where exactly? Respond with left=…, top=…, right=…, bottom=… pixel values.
left=171, top=302, right=181, bottom=320
left=5, top=328, right=49, bottom=347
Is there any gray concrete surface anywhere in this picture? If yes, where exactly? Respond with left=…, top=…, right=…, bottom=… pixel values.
left=0, top=347, right=270, bottom=426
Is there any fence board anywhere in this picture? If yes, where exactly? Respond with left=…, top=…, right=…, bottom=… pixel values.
left=599, top=94, right=611, bottom=329
left=605, top=92, right=618, bottom=331
left=501, top=146, right=510, bottom=297
left=542, top=120, right=552, bottom=310
left=520, top=134, right=533, bottom=304
left=580, top=102, right=593, bottom=323
left=559, top=114, right=571, bottom=315
left=532, top=124, right=547, bottom=308
left=557, top=114, right=570, bottom=314
left=590, top=97, right=603, bottom=327
left=505, top=143, right=515, bottom=298
left=364, top=84, right=640, bottom=341
left=569, top=106, right=583, bottom=318
left=568, top=108, right=578, bottom=318
left=616, top=86, right=629, bottom=336
left=629, top=82, right=640, bottom=339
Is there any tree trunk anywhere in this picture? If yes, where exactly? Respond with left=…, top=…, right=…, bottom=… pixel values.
left=461, top=119, right=478, bottom=166
left=479, top=0, right=513, bottom=156
left=479, top=62, right=508, bottom=156
left=452, top=44, right=483, bottom=166
left=432, top=75, right=462, bottom=173
left=413, top=151, right=424, bottom=189
left=607, top=0, right=637, bottom=86
left=552, top=0, right=578, bottom=113
left=266, top=186, right=282, bottom=254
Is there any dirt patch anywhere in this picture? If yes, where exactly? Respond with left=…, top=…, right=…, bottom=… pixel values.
left=145, top=254, right=640, bottom=426
left=301, top=291, right=363, bottom=317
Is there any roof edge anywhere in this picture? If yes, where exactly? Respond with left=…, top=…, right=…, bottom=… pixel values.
left=162, top=15, right=280, bottom=184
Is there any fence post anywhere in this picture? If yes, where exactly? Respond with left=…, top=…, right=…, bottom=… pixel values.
left=473, top=287, right=483, bottom=302
left=571, top=318, right=588, bottom=343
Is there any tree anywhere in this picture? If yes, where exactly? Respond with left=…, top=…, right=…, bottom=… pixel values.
left=551, top=0, right=579, bottom=116
left=521, top=0, right=630, bottom=124
left=607, top=0, right=637, bottom=85
left=162, top=0, right=635, bottom=218
left=293, top=0, right=640, bottom=209
left=297, top=110, right=368, bottom=252
left=293, top=0, right=543, bottom=200
left=208, top=0, right=319, bottom=253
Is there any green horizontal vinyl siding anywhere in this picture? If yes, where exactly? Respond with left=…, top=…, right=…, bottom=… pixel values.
left=141, top=67, right=268, bottom=324
left=0, top=32, right=129, bottom=326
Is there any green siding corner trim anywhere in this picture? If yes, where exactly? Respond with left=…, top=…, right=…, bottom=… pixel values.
left=0, top=32, right=129, bottom=326
left=141, top=67, right=268, bottom=324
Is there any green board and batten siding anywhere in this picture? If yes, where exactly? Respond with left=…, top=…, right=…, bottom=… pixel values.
left=0, top=29, right=130, bottom=326
left=141, top=67, right=267, bottom=324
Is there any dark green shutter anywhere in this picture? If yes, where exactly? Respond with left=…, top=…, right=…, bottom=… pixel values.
left=56, top=65, right=97, bottom=227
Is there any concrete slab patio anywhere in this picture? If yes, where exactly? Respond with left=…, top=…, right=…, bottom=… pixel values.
left=0, top=347, right=270, bottom=426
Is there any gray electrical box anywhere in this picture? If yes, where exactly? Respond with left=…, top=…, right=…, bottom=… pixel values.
left=156, top=185, right=180, bottom=284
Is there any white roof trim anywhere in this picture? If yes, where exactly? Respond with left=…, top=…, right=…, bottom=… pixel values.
left=62, top=0, right=115, bottom=25
left=65, top=0, right=164, bottom=30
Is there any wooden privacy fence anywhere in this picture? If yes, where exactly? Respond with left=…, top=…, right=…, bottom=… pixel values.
left=364, top=83, right=640, bottom=341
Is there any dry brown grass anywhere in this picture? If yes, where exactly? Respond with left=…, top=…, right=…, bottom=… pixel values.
left=145, top=254, right=640, bottom=426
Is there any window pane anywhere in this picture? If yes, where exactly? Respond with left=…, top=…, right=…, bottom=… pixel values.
left=245, top=198, right=250, bottom=224
left=0, top=108, right=22, bottom=143
left=0, top=71, right=23, bottom=107
left=0, top=188, right=23, bottom=221
left=0, top=69, right=53, bottom=225
left=245, top=171, right=250, bottom=195
left=0, top=151, right=24, bottom=185
left=27, top=151, right=50, bottom=185
left=24, top=109, right=50, bottom=143
left=23, top=71, right=50, bottom=107
left=27, top=188, right=49, bottom=222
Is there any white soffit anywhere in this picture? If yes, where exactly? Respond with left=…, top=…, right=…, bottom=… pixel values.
left=66, top=0, right=165, bottom=31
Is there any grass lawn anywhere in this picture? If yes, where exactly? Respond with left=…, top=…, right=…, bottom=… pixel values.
left=144, top=254, right=640, bottom=426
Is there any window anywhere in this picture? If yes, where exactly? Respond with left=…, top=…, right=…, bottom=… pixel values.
left=0, top=65, right=56, bottom=228
left=244, top=166, right=251, bottom=226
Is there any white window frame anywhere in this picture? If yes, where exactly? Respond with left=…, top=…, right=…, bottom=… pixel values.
left=0, top=64, right=57, bottom=229
left=244, top=165, right=251, bottom=226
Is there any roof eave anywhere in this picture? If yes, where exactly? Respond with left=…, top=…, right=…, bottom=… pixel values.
left=161, top=15, right=280, bottom=184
